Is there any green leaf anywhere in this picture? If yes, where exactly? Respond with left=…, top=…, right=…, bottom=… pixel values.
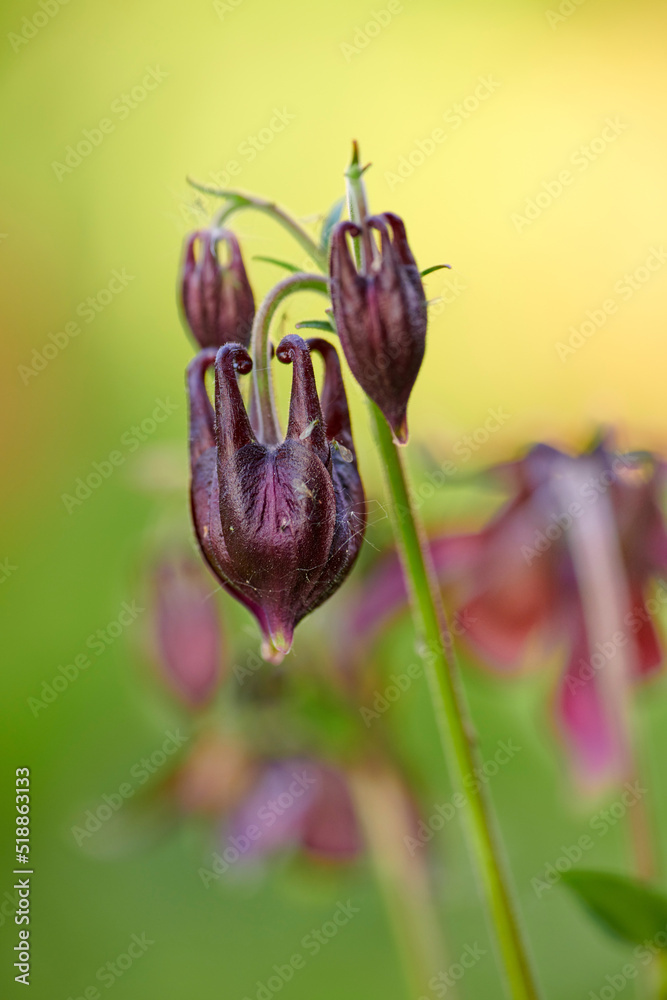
left=295, top=320, right=336, bottom=334
left=420, top=264, right=452, bottom=277
left=320, top=197, right=345, bottom=252
left=253, top=255, right=301, bottom=273
left=562, top=869, right=667, bottom=946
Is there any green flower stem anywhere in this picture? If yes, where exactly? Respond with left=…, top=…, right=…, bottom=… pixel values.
left=186, top=180, right=328, bottom=272
left=369, top=405, right=540, bottom=999
left=344, top=141, right=540, bottom=998
left=345, top=142, right=374, bottom=271
left=249, top=273, right=329, bottom=445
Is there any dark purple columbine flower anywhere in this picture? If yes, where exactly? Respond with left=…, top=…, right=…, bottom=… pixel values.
left=152, top=556, right=224, bottom=707
left=329, top=212, right=427, bottom=444
left=187, top=334, right=366, bottom=661
left=180, top=228, right=255, bottom=349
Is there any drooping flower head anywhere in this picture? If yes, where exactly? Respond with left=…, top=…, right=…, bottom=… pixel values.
left=187, top=334, right=366, bottom=662
left=329, top=212, right=427, bottom=444
left=180, top=228, right=255, bottom=349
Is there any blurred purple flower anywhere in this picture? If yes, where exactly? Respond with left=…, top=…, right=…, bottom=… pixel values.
left=225, top=757, right=363, bottom=865
left=351, top=440, right=667, bottom=790
left=152, top=556, right=224, bottom=707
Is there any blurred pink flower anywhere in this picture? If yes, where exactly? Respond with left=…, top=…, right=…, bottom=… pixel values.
left=225, top=757, right=363, bottom=865
left=352, top=440, right=667, bottom=790
left=152, top=556, right=224, bottom=707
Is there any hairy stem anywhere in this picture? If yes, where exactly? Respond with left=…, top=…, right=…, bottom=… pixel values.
left=369, top=405, right=540, bottom=1000
left=345, top=143, right=540, bottom=998
left=186, top=180, right=328, bottom=272
left=249, top=273, right=329, bottom=445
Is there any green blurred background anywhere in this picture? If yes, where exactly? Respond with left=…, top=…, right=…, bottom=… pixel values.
left=3, top=0, right=667, bottom=996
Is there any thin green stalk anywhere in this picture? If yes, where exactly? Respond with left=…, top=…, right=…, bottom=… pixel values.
left=370, top=405, right=540, bottom=999
left=186, top=179, right=328, bottom=271
left=248, top=272, right=328, bottom=445
left=344, top=142, right=540, bottom=998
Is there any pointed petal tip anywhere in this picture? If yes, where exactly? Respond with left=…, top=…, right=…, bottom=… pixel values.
left=261, top=641, right=285, bottom=666
left=261, top=624, right=294, bottom=665
left=390, top=415, right=409, bottom=446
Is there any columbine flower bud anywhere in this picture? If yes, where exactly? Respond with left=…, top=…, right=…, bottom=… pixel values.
left=152, top=556, right=224, bottom=707
left=180, top=228, right=255, bottom=349
left=329, top=212, right=427, bottom=443
left=187, top=334, right=365, bottom=661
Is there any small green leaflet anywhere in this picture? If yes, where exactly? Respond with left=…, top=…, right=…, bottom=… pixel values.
left=295, top=320, right=336, bottom=334
left=320, top=197, right=345, bottom=252
left=420, top=264, right=452, bottom=277
left=562, top=869, right=667, bottom=946
left=253, top=256, right=301, bottom=273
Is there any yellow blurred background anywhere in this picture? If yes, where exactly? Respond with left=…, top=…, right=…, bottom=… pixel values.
left=3, top=0, right=667, bottom=515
